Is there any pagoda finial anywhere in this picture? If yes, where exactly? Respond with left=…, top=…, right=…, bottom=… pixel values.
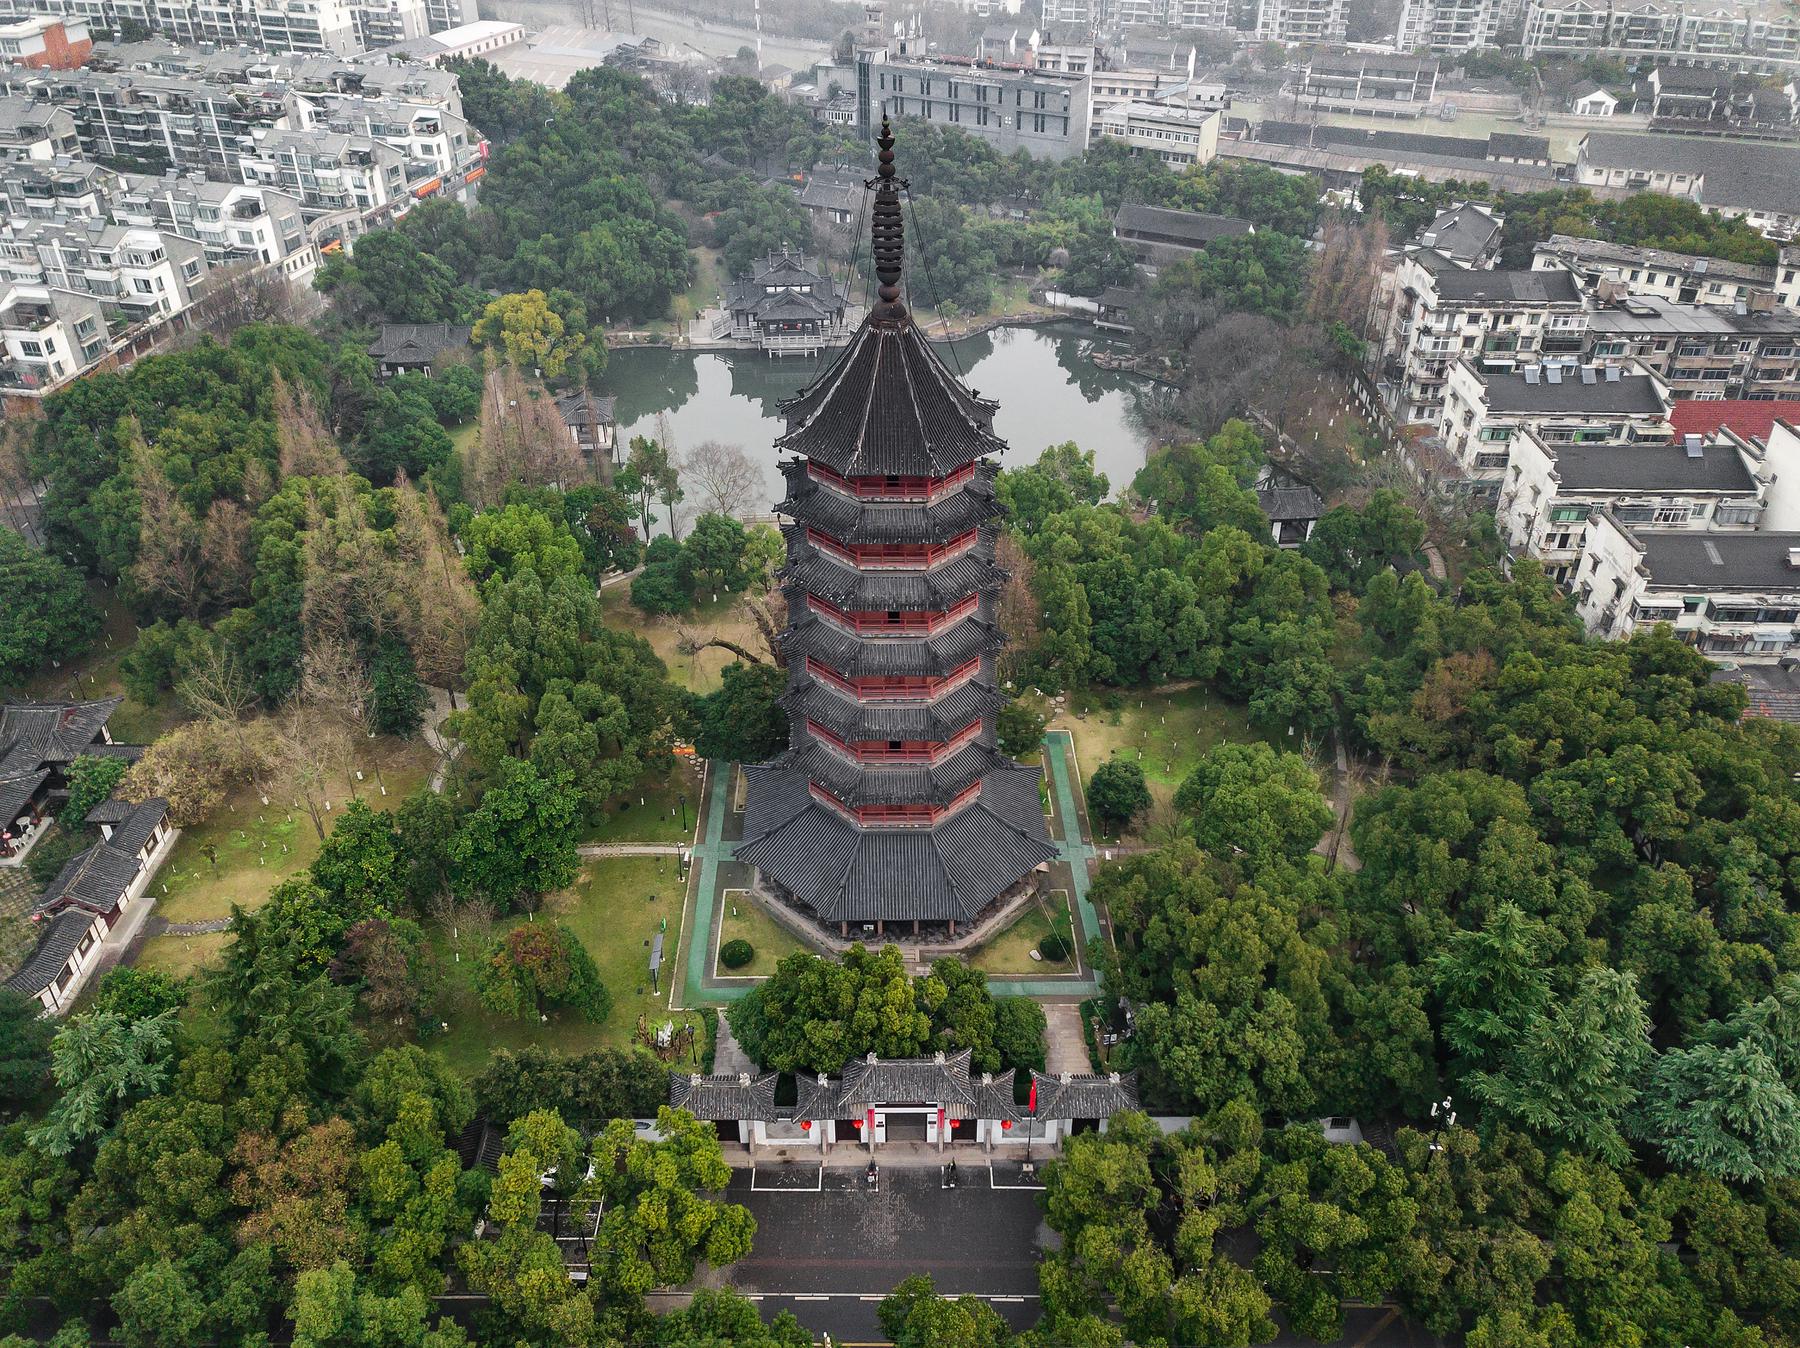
left=868, top=114, right=907, bottom=326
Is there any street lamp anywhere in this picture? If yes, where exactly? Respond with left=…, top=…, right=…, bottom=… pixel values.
left=678, top=792, right=688, bottom=833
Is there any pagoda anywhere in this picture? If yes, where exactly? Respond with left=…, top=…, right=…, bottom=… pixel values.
left=735, top=119, right=1058, bottom=938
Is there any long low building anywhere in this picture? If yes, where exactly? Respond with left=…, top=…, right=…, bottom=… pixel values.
left=668, top=1051, right=1140, bottom=1154
left=1575, top=131, right=1800, bottom=241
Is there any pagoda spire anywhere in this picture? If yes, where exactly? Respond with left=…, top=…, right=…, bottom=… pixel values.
left=868, top=115, right=907, bottom=327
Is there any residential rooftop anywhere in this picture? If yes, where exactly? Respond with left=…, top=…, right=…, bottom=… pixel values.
left=1476, top=363, right=1668, bottom=413
left=1635, top=530, right=1800, bottom=592
left=1429, top=268, right=1583, bottom=304
left=1552, top=440, right=1757, bottom=493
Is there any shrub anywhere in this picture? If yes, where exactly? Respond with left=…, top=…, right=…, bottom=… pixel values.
left=720, top=938, right=755, bottom=970
left=1038, top=933, right=1070, bottom=963
left=1088, top=758, right=1152, bottom=835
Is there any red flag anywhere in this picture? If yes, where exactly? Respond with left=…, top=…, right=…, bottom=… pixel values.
left=937, top=1106, right=946, bottom=1136
left=1028, top=1080, right=1038, bottom=1114
left=866, top=1108, right=875, bottom=1138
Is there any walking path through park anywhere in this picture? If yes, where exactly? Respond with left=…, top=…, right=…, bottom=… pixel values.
left=577, top=843, right=685, bottom=858
left=1043, top=1002, right=1093, bottom=1074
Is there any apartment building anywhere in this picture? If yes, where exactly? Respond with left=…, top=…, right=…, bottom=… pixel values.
left=0, top=157, right=112, bottom=217
left=1038, top=0, right=1236, bottom=23
left=861, top=52, right=1090, bottom=160
left=0, top=282, right=101, bottom=389
left=1571, top=513, right=1800, bottom=656
left=0, top=0, right=463, bottom=54
left=1582, top=291, right=1800, bottom=400
left=1523, top=0, right=1800, bottom=69
left=1257, top=0, right=1350, bottom=44
left=1501, top=428, right=1766, bottom=582
left=1091, top=99, right=1220, bottom=167
left=1533, top=235, right=1783, bottom=310
left=1396, top=0, right=1501, bottom=52
left=0, top=217, right=208, bottom=318
left=114, top=172, right=316, bottom=282
left=1287, top=51, right=1439, bottom=116
left=0, top=15, right=90, bottom=66
left=0, top=90, right=73, bottom=158
left=287, top=90, right=475, bottom=185
left=1388, top=257, right=1589, bottom=422
left=1436, top=357, right=1675, bottom=494
left=237, top=126, right=406, bottom=224
left=1574, top=132, right=1800, bottom=240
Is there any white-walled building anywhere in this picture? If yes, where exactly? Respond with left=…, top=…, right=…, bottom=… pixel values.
left=1091, top=99, right=1220, bottom=167
left=1437, top=357, right=1676, bottom=494
left=1533, top=235, right=1782, bottom=310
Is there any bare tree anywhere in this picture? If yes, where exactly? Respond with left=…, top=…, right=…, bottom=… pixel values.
left=301, top=478, right=401, bottom=651
left=0, top=421, right=41, bottom=544
left=389, top=476, right=479, bottom=693
left=129, top=427, right=207, bottom=618
left=683, top=440, right=762, bottom=518
left=274, top=373, right=349, bottom=479
left=1306, top=213, right=1391, bottom=341
left=187, top=260, right=301, bottom=337
left=994, top=532, right=1041, bottom=686
left=176, top=641, right=259, bottom=745
left=468, top=365, right=582, bottom=508
left=277, top=682, right=355, bottom=840
left=200, top=498, right=254, bottom=611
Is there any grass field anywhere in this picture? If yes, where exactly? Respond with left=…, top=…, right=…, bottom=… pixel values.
left=579, top=759, right=704, bottom=845
left=967, top=892, right=1075, bottom=977
left=17, top=592, right=183, bottom=744
left=132, top=931, right=231, bottom=979
left=1056, top=686, right=1265, bottom=805
left=716, top=890, right=810, bottom=977
left=598, top=585, right=772, bottom=696
left=153, top=738, right=435, bottom=926
left=428, top=856, right=698, bottom=1076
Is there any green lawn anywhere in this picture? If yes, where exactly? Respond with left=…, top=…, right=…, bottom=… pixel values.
left=132, top=931, right=231, bottom=980
left=716, top=891, right=810, bottom=977
left=967, top=892, right=1075, bottom=976
left=15, top=590, right=183, bottom=743
left=598, top=586, right=770, bottom=696
left=154, top=740, right=434, bottom=925
left=578, top=760, right=703, bottom=845
left=427, top=856, right=698, bottom=1077
left=1056, top=686, right=1265, bottom=808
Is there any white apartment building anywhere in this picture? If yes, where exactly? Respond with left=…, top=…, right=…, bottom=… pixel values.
left=1397, top=0, right=1501, bottom=53
left=0, top=158, right=113, bottom=218
left=1523, top=0, right=1800, bottom=69
left=1580, top=290, right=1800, bottom=401
left=0, top=282, right=103, bottom=389
left=863, top=54, right=1091, bottom=161
left=237, top=125, right=407, bottom=225
left=0, top=91, right=75, bottom=159
left=1287, top=51, right=1440, bottom=115
left=1388, top=256, right=1589, bottom=422
left=1533, top=235, right=1783, bottom=310
left=1570, top=513, right=1800, bottom=656
left=1258, top=0, right=1350, bottom=44
left=0, top=218, right=209, bottom=321
left=1436, top=357, right=1676, bottom=494
left=1501, top=427, right=1766, bottom=583
left=0, top=0, right=463, bottom=53
left=114, top=173, right=316, bottom=282
left=1091, top=100, right=1220, bottom=168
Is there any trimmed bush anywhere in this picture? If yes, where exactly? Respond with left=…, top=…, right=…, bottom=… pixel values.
left=1038, top=933, right=1070, bottom=963
left=720, top=938, right=755, bottom=970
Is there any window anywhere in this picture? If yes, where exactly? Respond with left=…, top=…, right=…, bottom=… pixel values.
left=1550, top=506, right=1589, bottom=523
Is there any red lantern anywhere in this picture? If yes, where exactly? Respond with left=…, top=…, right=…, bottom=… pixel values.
left=1001, top=1118, right=1013, bottom=1130
left=799, top=1119, right=812, bottom=1131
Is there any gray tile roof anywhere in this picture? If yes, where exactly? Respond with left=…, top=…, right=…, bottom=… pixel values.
left=35, top=798, right=167, bottom=919
left=1714, top=664, right=1800, bottom=722
left=839, top=1049, right=976, bottom=1110
left=3, top=908, right=94, bottom=998
left=1579, top=132, right=1800, bottom=216
left=1113, top=202, right=1254, bottom=246
left=1414, top=202, right=1500, bottom=262
left=668, top=1071, right=779, bottom=1120
left=1430, top=268, right=1582, bottom=304
left=0, top=769, right=48, bottom=831
left=0, top=698, right=122, bottom=778
left=1478, top=366, right=1668, bottom=414
left=1487, top=132, right=1551, bottom=160
left=974, top=1070, right=1020, bottom=1122
left=1553, top=441, right=1757, bottom=493
left=1257, top=485, right=1324, bottom=522
left=366, top=323, right=471, bottom=364
left=1030, top=1070, right=1140, bottom=1119
left=1636, top=530, right=1800, bottom=592
left=1536, top=233, right=1775, bottom=288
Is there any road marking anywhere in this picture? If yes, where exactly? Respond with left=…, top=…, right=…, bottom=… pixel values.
left=990, top=1296, right=1026, bottom=1303
left=987, top=1163, right=1047, bottom=1190
left=858, top=1295, right=884, bottom=1302
left=792, top=1294, right=831, bottom=1302
left=751, top=1165, right=823, bottom=1192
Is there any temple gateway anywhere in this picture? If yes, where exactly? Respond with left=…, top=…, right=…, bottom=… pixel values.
left=668, top=1051, right=1139, bottom=1154
left=734, top=120, right=1059, bottom=938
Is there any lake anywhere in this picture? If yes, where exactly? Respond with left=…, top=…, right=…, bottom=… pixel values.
left=600, top=321, right=1162, bottom=509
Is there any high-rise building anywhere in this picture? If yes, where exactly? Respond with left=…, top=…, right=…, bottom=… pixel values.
left=735, top=121, right=1058, bottom=938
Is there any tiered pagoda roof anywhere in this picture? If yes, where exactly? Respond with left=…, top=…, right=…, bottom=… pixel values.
left=734, top=118, right=1056, bottom=931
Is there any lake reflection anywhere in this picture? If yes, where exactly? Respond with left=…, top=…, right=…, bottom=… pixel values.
left=601, top=321, right=1159, bottom=508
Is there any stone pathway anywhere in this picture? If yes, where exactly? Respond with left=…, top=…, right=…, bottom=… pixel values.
left=709, top=1011, right=755, bottom=1078
left=576, top=843, right=685, bottom=858
left=1043, top=1002, right=1092, bottom=1076
left=147, top=916, right=232, bottom=937
left=1422, top=540, right=1448, bottom=581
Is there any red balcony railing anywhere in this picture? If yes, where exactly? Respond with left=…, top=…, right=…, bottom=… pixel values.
left=807, top=592, right=978, bottom=635
left=804, top=656, right=981, bottom=702
left=807, top=460, right=977, bottom=502
left=808, top=716, right=982, bottom=765
left=806, top=527, right=979, bottom=570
